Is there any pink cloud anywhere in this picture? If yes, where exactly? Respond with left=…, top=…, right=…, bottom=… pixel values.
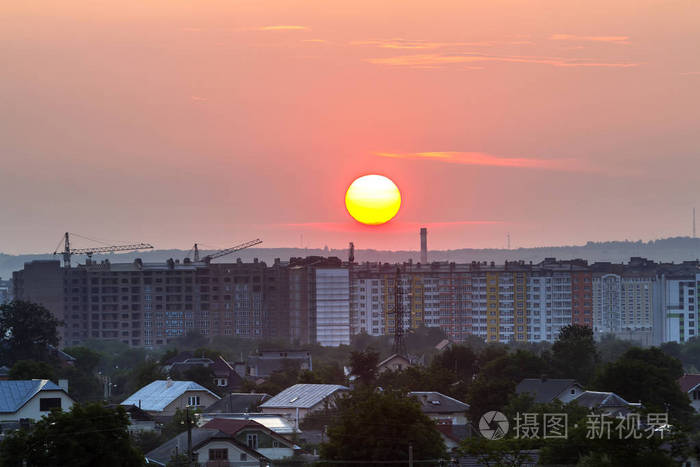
left=256, top=25, right=310, bottom=32
left=366, top=53, right=639, bottom=68
left=550, top=34, right=630, bottom=44
left=376, top=151, right=587, bottom=171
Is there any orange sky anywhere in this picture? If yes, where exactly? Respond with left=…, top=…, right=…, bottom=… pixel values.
left=2, top=0, right=699, bottom=253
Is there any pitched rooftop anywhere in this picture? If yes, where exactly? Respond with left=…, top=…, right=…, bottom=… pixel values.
left=0, top=380, right=64, bottom=413
left=260, top=384, right=348, bottom=409
left=515, top=378, right=582, bottom=403
left=409, top=391, right=470, bottom=413
left=121, top=380, right=219, bottom=412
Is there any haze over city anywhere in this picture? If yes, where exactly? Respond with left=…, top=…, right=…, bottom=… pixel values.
left=2, top=0, right=699, bottom=254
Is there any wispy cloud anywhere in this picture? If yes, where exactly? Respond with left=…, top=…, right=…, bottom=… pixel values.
left=366, top=53, right=639, bottom=69
left=680, top=71, right=700, bottom=75
left=351, top=39, right=495, bottom=50
left=255, top=25, right=310, bottom=32
left=550, top=34, right=630, bottom=44
left=376, top=151, right=587, bottom=171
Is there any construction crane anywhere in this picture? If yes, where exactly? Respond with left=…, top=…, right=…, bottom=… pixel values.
left=53, top=232, right=154, bottom=268
left=189, top=239, right=263, bottom=264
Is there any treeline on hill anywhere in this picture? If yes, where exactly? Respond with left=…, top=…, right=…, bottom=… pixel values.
left=2, top=300, right=700, bottom=465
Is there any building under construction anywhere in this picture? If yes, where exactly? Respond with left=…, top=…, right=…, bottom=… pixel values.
left=13, top=257, right=290, bottom=348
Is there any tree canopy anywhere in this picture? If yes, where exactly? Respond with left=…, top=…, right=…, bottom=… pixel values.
left=321, top=389, right=446, bottom=463
left=0, top=403, right=144, bottom=467
left=0, top=301, right=63, bottom=364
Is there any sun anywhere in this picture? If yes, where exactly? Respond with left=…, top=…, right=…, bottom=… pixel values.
left=345, top=174, right=401, bottom=225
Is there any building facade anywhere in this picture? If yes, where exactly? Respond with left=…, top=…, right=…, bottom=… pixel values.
left=13, top=257, right=287, bottom=348
left=13, top=255, right=700, bottom=348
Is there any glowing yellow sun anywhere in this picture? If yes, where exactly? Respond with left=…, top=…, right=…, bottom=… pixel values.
left=345, top=174, right=401, bottom=225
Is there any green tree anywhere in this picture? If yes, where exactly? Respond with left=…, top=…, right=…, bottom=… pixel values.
left=550, top=324, right=599, bottom=385
left=431, top=344, right=478, bottom=382
left=321, top=389, right=446, bottom=463
left=172, top=365, right=217, bottom=394
left=125, top=360, right=165, bottom=395
left=593, top=347, right=693, bottom=424
left=0, top=403, right=144, bottom=466
left=459, top=437, right=539, bottom=467
left=63, top=346, right=101, bottom=373
left=9, top=360, right=56, bottom=380
left=348, top=348, right=379, bottom=386
left=480, top=349, right=548, bottom=385
left=466, top=377, right=515, bottom=423
left=0, top=301, right=63, bottom=364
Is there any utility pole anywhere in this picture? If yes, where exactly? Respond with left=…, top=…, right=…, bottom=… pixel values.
left=694, top=207, right=696, bottom=238
left=186, top=407, right=193, bottom=466
left=408, top=444, right=414, bottom=467
left=507, top=232, right=511, bottom=250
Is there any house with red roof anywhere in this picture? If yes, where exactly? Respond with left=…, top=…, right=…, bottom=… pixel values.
left=202, top=418, right=297, bottom=460
left=678, top=374, right=700, bottom=412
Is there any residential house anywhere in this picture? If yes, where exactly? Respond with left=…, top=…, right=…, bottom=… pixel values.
left=247, top=350, right=312, bottom=379
left=409, top=392, right=469, bottom=425
left=259, top=384, right=348, bottom=425
left=376, top=354, right=412, bottom=374
left=204, top=393, right=271, bottom=414
left=436, top=425, right=471, bottom=451
left=435, top=339, right=453, bottom=352
left=107, top=404, right=157, bottom=432
left=679, top=374, right=700, bottom=412
left=515, top=378, right=585, bottom=404
left=0, top=380, right=75, bottom=422
left=198, top=413, right=298, bottom=437
left=202, top=418, right=297, bottom=460
left=570, top=391, right=642, bottom=417
left=121, top=379, right=220, bottom=417
left=145, top=428, right=268, bottom=466
left=410, top=392, right=470, bottom=450
left=166, top=353, right=244, bottom=393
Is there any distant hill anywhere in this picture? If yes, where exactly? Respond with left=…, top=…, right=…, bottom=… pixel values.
left=2, top=236, right=700, bottom=281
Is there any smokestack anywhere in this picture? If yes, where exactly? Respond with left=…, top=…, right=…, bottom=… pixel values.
left=420, top=228, right=428, bottom=263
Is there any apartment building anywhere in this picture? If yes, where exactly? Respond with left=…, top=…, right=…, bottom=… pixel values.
left=13, top=257, right=285, bottom=348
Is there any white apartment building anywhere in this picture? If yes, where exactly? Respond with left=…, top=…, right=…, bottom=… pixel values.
left=659, top=276, right=698, bottom=343
left=528, top=273, right=573, bottom=343
left=593, top=274, right=654, bottom=338
left=315, top=268, right=350, bottom=346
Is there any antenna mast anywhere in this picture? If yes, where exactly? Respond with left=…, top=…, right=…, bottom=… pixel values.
left=392, top=267, right=407, bottom=356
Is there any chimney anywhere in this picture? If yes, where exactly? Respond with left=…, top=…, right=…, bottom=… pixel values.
left=420, top=228, right=428, bottom=264
left=166, top=377, right=173, bottom=388
left=58, top=379, right=69, bottom=392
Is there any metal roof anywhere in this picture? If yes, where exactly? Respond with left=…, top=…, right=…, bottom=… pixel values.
left=409, top=391, right=470, bottom=413
left=121, top=380, right=219, bottom=412
left=571, top=391, right=638, bottom=409
left=515, top=378, right=582, bottom=403
left=197, top=413, right=297, bottom=434
left=260, top=384, right=348, bottom=409
left=0, top=380, right=64, bottom=413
